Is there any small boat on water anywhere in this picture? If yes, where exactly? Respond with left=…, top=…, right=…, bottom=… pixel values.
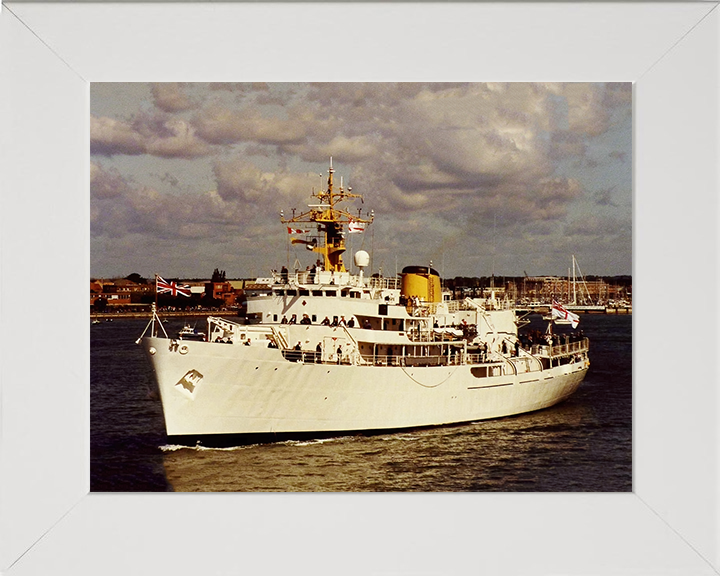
left=139, top=160, right=590, bottom=444
left=177, top=323, right=206, bottom=341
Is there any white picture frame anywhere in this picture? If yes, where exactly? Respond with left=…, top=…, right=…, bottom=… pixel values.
left=1, top=2, right=718, bottom=574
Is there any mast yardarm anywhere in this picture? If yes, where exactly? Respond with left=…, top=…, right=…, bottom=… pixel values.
left=280, top=158, right=374, bottom=272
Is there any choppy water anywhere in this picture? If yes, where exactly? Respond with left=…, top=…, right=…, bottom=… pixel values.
left=91, top=314, right=631, bottom=492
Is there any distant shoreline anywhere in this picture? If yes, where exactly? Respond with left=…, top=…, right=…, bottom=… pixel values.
left=91, top=310, right=237, bottom=320
left=91, top=307, right=630, bottom=321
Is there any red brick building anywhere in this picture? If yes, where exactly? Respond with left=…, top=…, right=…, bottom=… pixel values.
left=205, top=281, right=244, bottom=307
left=90, top=278, right=152, bottom=308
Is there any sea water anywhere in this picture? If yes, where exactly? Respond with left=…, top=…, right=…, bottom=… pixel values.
left=91, top=314, right=631, bottom=492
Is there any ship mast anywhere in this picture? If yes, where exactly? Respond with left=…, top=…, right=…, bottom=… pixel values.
left=280, top=158, right=374, bottom=273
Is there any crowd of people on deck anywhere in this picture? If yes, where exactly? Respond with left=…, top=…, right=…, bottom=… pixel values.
left=518, top=330, right=585, bottom=349
left=284, top=340, right=345, bottom=365
left=280, top=314, right=359, bottom=328
left=275, top=261, right=325, bottom=285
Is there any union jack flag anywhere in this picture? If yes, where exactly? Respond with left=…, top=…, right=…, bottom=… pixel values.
left=156, top=275, right=191, bottom=297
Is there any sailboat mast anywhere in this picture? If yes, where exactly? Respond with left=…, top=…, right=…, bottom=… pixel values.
left=572, top=255, right=577, bottom=305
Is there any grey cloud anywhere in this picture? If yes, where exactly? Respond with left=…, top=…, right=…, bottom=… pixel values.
left=91, top=162, right=134, bottom=199
left=91, top=161, right=255, bottom=243
left=213, top=157, right=317, bottom=213
left=292, top=134, right=381, bottom=164
left=565, top=84, right=612, bottom=137
left=158, top=172, right=180, bottom=188
left=213, top=159, right=265, bottom=202
left=91, top=113, right=211, bottom=159
left=132, top=112, right=211, bottom=158
left=306, top=83, right=474, bottom=109
left=151, top=83, right=196, bottom=113
left=91, top=116, right=146, bottom=156
left=93, top=182, right=247, bottom=242
left=146, top=120, right=210, bottom=158
left=564, top=213, right=630, bottom=238
left=594, top=186, right=621, bottom=207
left=451, top=178, right=582, bottom=229
left=194, top=105, right=307, bottom=146
left=208, top=82, right=271, bottom=98
left=209, top=83, right=243, bottom=92
left=548, top=131, right=588, bottom=161
left=603, top=82, right=633, bottom=106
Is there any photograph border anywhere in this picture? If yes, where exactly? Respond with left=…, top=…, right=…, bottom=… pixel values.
left=1, top=2, right=718, bottom=574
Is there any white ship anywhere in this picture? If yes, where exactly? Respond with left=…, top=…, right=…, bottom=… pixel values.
left=139, top=161, right=590, bottom=444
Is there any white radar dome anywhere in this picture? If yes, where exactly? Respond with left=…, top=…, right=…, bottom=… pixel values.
left=354, top=250, right=370, bottom=268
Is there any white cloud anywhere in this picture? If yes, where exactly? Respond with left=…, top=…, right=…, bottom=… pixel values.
left=91, top=116, right=146, bottom=156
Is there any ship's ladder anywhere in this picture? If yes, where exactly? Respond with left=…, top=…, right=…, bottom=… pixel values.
left=207, top=316, right=241, bottom=334
left=494, top=334, right=541, bottom=373
left=270, top=325, right=290, bottom=350
left=312, top=325, right=361, bottom=364
left=478, top=310, right=499, bottom=353
left=338, top=325, right=362, bottom=364
left=517, top=347, right=544, bottom=372
left=463, top=297, right=485, bottom=312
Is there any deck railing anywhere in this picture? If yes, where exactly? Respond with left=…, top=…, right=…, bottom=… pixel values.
left=360, top=353, right=464, bottom=367
left=280, top=338, right=588, bottom=367
left=282, top=350, right=323, bottom=363
left=270, top=271, right=402, bottom=290
left=368, top=276, right=401, bottom=290
left=282, top=350, right=469, bottom=367
left=530, top=338, right=589, bottom=357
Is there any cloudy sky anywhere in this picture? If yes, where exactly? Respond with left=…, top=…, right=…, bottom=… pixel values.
left=91, top=82, right=632, bottom=280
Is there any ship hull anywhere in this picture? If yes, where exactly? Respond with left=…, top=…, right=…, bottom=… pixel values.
left=143, top=336, right=588, bottom=442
